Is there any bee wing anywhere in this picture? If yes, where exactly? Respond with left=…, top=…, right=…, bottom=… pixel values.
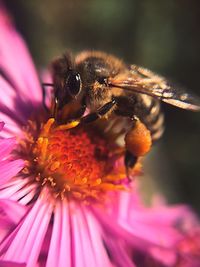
left=159, top=84, right=200, bottom=111
left=109, top=70, right=200, bottom=111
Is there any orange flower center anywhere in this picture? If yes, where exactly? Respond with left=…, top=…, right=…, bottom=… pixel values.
left=20, top=118, right=126, bottom=201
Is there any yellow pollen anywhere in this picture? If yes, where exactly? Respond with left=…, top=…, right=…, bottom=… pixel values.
left=19, top=118, right=127, bottom=201
left=50, top=161, right=60, bottom=171
left=43, top=118, right=55, bottom=136
left=56, top=120, right=80, bottom=131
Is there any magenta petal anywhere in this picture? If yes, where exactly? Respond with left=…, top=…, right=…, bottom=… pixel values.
left=10, top=183, right=37, bottom=205
left=117, top=212, right=183, bottom=248
left=0, top=120, right=22, bottom=138
left=39, top=69, right=53, bottom=108
left=93, top=205, right=153, bottom=252
left=0, top=218, right=17, bottom=245
left=0, top=199, right=27, bottom=225
left=46, top=199, right=72, bottom=267
left=0, top=122, right=5, bottom=131
left=0, top=77, right=17, bottom=111
left=0, top=159, right=24, bottom=186
left=0, top=178, right=28, bottom=196
left=108, top=191, right=184, bottom=247
left=0, top=77, right=29, bottom=126
left=0, top=199, right=28, bottom=244
left=149, top=246, right=177, bottom=266
left=69, top=203, right=112, bottom=267
left=0, top=137, right=15, bottom=160
left=102, top=235, right=136, bottom=267
left=47, top=200, right=113, bottom=267
left=0, top=7, right=42, bottom=104
left=70, top=204, right=92, bottom=267
left=0, top=260, right=26, bottom=267
left=0, top=193, right=53, bottom=266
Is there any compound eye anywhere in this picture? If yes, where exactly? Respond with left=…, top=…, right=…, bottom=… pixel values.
left=65, top=71, right=81, bottom=96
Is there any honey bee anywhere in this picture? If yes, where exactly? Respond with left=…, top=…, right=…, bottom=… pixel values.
left=43, top=51, right=200, bottom=174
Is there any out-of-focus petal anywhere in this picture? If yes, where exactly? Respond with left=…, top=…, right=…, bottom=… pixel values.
left=0, top=159, right=24, bottom=186
left=0, top=121, right=4, bottom=131
left=0, top=137, right=15, bottom=160
left=0, top=119, right=22, bottom=138
left=0, top=7, right=42, bottom=104
left=0, top=260, right=26, bottom=267
left=149, top=247, right=177, bottom=266
left=0, top=199, right=28, bottom=225
left=102, top=234, right=136, bottom=267
left=0, top=126, right=24, bottom=186
left=40, top=69, right=53, bottom=108
left=0, top=66, right=43, bottom=136
left=177, top=227, right=200, bottom=267
left=104, top=191, right=186, bottom=247
left=0, top=77, right=34, bottom=128
left=0, top=199, right=28, bottom=243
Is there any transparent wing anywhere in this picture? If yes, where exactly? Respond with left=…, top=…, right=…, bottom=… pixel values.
left=108, top=66, right=200, bottom=111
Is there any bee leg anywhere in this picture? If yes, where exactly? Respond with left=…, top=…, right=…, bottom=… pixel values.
left=124, top=150, right=138, bottom=180
left=125, top=119, right=152, bottom=179
left=50, top=97, right=59, bottom=119
left=81, top=99, right=116, bottom=124
left=73, top=96, right=87, bottom=118
left=125, top=150, right=137, bottom=168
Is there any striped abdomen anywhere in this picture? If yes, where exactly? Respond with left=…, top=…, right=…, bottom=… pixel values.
left=137, top=94, right=164, bottom=142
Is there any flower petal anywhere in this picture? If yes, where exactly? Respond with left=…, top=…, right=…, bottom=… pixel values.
left=0, top=121, right=5, bottom=131
left=0, top=199, right=28, bottom=244
left=47, top=200, right=112, bottom=267
left=107, top=191, right=185, bottom=247
left=0, top=76, right=33, bottom=127
left=0, top=178, right=29, bottom=199
left=0, top=137, right=15, bottom=160
left=0, top=191, right=53, bottom=266
left=0, top=159, right=24, bottom=186
left=0, top=199, right=27, bottom=225
left=0, top=260, right=26, bottom=267
left=102, top=234, right=136, bottom=267
left=46, top=199, right=72, bottom=267
left=71, top=203, right=112, bottom=267
left=40, top=69, right=52, bottom=108
left=12, top=183, right=37, bottom=205
left=0, top=7, right=42, bottom=104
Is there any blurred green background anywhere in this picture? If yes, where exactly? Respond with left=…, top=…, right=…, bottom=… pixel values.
left=6, top=0, right=200, bottom=212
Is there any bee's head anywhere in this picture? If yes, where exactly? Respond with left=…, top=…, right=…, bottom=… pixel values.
left=63, top=70, right=81, bottom=98
left=52, top=53, right=82, bottom=110
left=75, top=55, right=114, bottom=110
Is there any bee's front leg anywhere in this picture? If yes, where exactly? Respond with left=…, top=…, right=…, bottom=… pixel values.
left=125, top=118, right=152, bottom=180
left=81, top=99, right=117, bottom=123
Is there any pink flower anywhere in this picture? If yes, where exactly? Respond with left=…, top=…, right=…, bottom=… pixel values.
left=0, top=6, right=199, bottom=267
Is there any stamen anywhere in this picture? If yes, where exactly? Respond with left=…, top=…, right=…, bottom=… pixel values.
left=18, top=118, right=128, bottom=201
left=56, top=120, right=80, bottom=131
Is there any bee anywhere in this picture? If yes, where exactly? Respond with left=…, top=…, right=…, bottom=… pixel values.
left=43, top=51, right=200, bottom=174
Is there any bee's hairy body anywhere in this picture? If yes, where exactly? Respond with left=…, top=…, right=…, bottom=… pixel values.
left=45, top=50, right=200, bottom=176
left=75, top=52, right=164, bottom=142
